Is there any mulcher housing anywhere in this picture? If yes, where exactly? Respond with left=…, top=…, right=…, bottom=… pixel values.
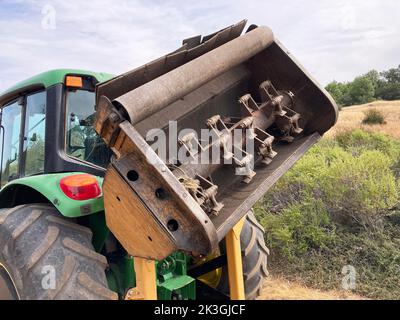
left=94, top=21, right=338, bottom=261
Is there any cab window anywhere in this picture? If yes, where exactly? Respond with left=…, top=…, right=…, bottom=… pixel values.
left=23, top=91, right=46, bottom=176
left=65, top=89, right=111, bottom=168
left=0, top=91, right=46, bottom=188
left=0, top=100, right=22, bottom=187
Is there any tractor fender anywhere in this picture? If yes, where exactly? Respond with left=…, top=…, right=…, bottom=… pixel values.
left=0, top=172, right=104, bottom=218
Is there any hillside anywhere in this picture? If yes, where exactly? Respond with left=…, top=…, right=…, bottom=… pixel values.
left=328, top=100, right=400, bottom=138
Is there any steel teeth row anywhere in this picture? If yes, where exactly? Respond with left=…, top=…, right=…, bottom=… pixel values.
left=176, top=80, right=303, bottom=214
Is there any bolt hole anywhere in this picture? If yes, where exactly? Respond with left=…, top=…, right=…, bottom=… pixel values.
left=167, top=219, right=179, bottom=232
left=205, top=220, right=208, bottom=224
left=155, top=188, right=167, bottom=200
left=127, top=170, right=139, bottom=182
left=148, top=236, right=153, bottom=242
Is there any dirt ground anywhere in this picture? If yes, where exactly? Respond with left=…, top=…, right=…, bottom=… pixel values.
left=327, top=100, right=400, bottom=139
left=258, top=276, right=365, bottom=300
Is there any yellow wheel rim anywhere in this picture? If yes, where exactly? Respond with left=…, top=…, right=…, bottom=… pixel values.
left=195, top=251, right=222, bottom=289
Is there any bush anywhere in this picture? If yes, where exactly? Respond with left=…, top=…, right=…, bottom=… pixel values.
left=257, top=130, right=400, bottom=299
left=255, top=198, right=335, bottom=260
left=265, top=137, right=398, bottom=227
left=335, top=129, right=397, bottom=155
left=362, top=109, right=386, bottom=125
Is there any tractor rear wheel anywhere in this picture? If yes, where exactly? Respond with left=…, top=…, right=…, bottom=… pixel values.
left=217, top=211, right=269, bottom=300
left=0, top=204, right=117, bottom=300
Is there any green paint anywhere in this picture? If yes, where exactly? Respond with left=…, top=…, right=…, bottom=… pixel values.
left=107, top=256, right=136, bottom=299
left=0, top=173, right=104, bottom=217
left=88, top=211, right=109, bottom=252
left=1, top=69, right=115, bottom=97
left=157, top=275, right=196, bottom=300
left=156, top=252, right=196, bottom=300
left=106, top=253, right=196, bottom=300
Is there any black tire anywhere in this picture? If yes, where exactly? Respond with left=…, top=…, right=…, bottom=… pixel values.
left=217, top=211, right=269, bottom=300
left=0, top=204, right=118, bottom=300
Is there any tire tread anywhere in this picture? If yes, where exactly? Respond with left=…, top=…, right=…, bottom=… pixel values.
left=0, top=204, right=115, bottom=300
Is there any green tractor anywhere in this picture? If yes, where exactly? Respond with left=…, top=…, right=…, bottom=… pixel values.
left=0, top=21, right=337, bottom=300
left=0, top=68, right=267, bottom=300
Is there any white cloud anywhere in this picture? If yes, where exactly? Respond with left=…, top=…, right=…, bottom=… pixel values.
left=0, top=0, right=399, bottom=92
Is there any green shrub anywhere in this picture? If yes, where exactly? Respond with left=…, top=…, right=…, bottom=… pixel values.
left=256, top=198, right=335, bottom=260
left=335, top=129, right=400, bottom=178
left=265, top=139, right=398, bottom=227
left=362, top=109, right=386, bottom=125
left=335, top=129, right=400, bottom=159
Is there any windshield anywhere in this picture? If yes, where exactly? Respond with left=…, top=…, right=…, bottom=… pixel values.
left=65, top=89, right=112, bottom=168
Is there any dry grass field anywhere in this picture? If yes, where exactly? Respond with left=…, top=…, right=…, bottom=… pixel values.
left=327, top=100, right=400, bottom=139
left=258, top=276, right=365, bottom=300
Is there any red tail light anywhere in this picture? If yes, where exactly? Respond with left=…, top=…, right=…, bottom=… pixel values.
left=60, top=174, right=102, bottom=201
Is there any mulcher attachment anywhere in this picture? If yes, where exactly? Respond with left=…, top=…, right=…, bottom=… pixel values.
left=95, top=20, right=338, bottom=260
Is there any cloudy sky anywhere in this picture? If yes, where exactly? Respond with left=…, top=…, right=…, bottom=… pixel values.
left=0, top=0, right=399, bottom=92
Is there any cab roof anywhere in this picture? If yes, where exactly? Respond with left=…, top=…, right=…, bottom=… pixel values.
left=0, top=69, right=115, bottom=106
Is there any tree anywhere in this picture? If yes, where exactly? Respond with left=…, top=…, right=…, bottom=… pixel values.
left=376, top=82, right=400, bottom=100
left=376, top=65, right=400, bottom=100
left=381, top=65, right=400, bottom=84
left=326, top=81, right=344, bottom=107
left=325, top=81, right=351, bottom=107
left=326, top=64, right=400, bottom=107
left=348, top=76, right=375, bottom=105
left=364, top=70, right=381, bottom=91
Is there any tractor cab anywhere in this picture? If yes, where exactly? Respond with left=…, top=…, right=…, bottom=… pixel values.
left=0, top=70, right=114, bottom=188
